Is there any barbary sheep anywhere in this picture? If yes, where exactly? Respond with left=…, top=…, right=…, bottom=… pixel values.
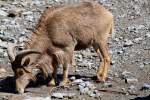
left=7, top=1, right=114, bottom=94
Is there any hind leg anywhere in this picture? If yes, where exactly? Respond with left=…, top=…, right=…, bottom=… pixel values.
left=93, top=39, right=111, bottom=82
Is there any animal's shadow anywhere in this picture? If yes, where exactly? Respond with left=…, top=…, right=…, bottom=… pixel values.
left=131, top=95, right=150, bottom=100
left=0, top=73, right=94, bottom=94
left=0, top=76, right=16, bottom=93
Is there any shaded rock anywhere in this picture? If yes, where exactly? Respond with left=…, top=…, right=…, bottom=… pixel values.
left=143, top=60, right=150, bottom=65
left=110, top=60, right=115, bottom=65
left=141, top=83, right=150, bottom=90
left=125, top=78, right=138, bottom=84
left=117, top=50, right=124, bottom=54
left=0, top=42, right=7, bottom=49
left=0, top=35, right=15, bottom=43
left=75, top=54, right=83, bottom=62
left=51, top=93, right=63, bottom=99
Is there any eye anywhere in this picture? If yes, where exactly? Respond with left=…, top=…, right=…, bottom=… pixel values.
left=16, top=69, right=24, bottom=76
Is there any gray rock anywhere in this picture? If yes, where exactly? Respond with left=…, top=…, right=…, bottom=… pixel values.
left=0, top=52, right=4, bottom=58
left=85, top=81, right=96, bottom=90
left=25, top=16, right=34, bottom=22
left=95, top=92, right=101, bottom=98
left=79, top=82, right=86, bottom=87
left=87, top=91, right=95, bottom=97
left=142, top=83, right=150, bottom=90
left=80, top=87, right=89, bottom=94
left=22, top=11, right=33, bottom=15
left=62, top=93, right=76, bottom=99
left=0, top=48, right=3, bottom=53
left=121, top=71, right=134, bottom=79
left=124, top=39, right=133, bottom=47
left=73, top=79, right=83, bottom=83
left=24, top=97, right=50, bottom=100
left=75, top=54, right=83, bottom=62
left=129, top=85, right=136, bottom=90
left=0, top=10, right=8, bottom=17
left=70, top=76, right=76, bottom=81
left=134, top=37, right=143, bottom=43
left=139, top=63, right=145, bottom=70
left=117, top=50, right=124, bottom=54
left=94, top=90, right=102, bottom=98
left=79, top=85, right=84, bottom=93
left=146, top=33, right=150, bottom=38
left=51, top=93, right=64, bottom=99
left=110, top=60, right=115, bottom=65
left=125, top=78, right=138, bottom=84
left=19, top=36, right=26, bottom=43
left=137, top=25, right=145, bottom=30
left=103, top=82, right=112, bottom=88
left=143, top=60, right=150, bottom=65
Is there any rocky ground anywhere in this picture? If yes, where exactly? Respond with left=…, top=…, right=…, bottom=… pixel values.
left=0, top=0, right=150, bottom=100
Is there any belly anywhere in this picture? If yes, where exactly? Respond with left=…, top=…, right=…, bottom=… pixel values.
left=75, top=39, right=93, bottom=50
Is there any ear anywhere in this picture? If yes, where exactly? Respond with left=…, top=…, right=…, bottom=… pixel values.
left=23, top=58, right=30, bottom=66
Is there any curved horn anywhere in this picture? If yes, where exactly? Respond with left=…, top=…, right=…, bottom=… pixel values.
left=7, top=44, right=16, bottom=63
left=14, top=49, right=41, bottom=65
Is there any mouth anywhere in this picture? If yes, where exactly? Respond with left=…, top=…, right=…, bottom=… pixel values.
left=16, top=77, right=30, bottom=94
left=16, top=88, right=25, bottom=94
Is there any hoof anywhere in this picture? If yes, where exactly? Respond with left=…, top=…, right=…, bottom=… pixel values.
left=60, top=79, right=70, bottom=86
left=48, top=79, right=56, bottom=86
left=96, top=75, right=106, bottom=83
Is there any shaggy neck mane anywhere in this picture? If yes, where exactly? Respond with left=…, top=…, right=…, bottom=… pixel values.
left=25, top=5, right=64, bottom=51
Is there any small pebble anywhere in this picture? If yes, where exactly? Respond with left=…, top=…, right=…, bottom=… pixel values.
left=73, top=79, right=83, bottom=83
left=124, top=39, right=133, bottom=47
left=121, top=71, right=133, bottom=79
left=24, top=97, right=50, bottom=100
left=103, top=82, right=112, bottom=88
left=146, top=33, right=150, bottom=38
left=70, top=76, right=76, bottom=81
left=51, top=93, right=64, bottom=99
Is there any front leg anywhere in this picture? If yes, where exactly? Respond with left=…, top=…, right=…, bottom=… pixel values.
left=60, top=64, right=70, bottom=86
left=48, top=64, right=57, bottom=86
